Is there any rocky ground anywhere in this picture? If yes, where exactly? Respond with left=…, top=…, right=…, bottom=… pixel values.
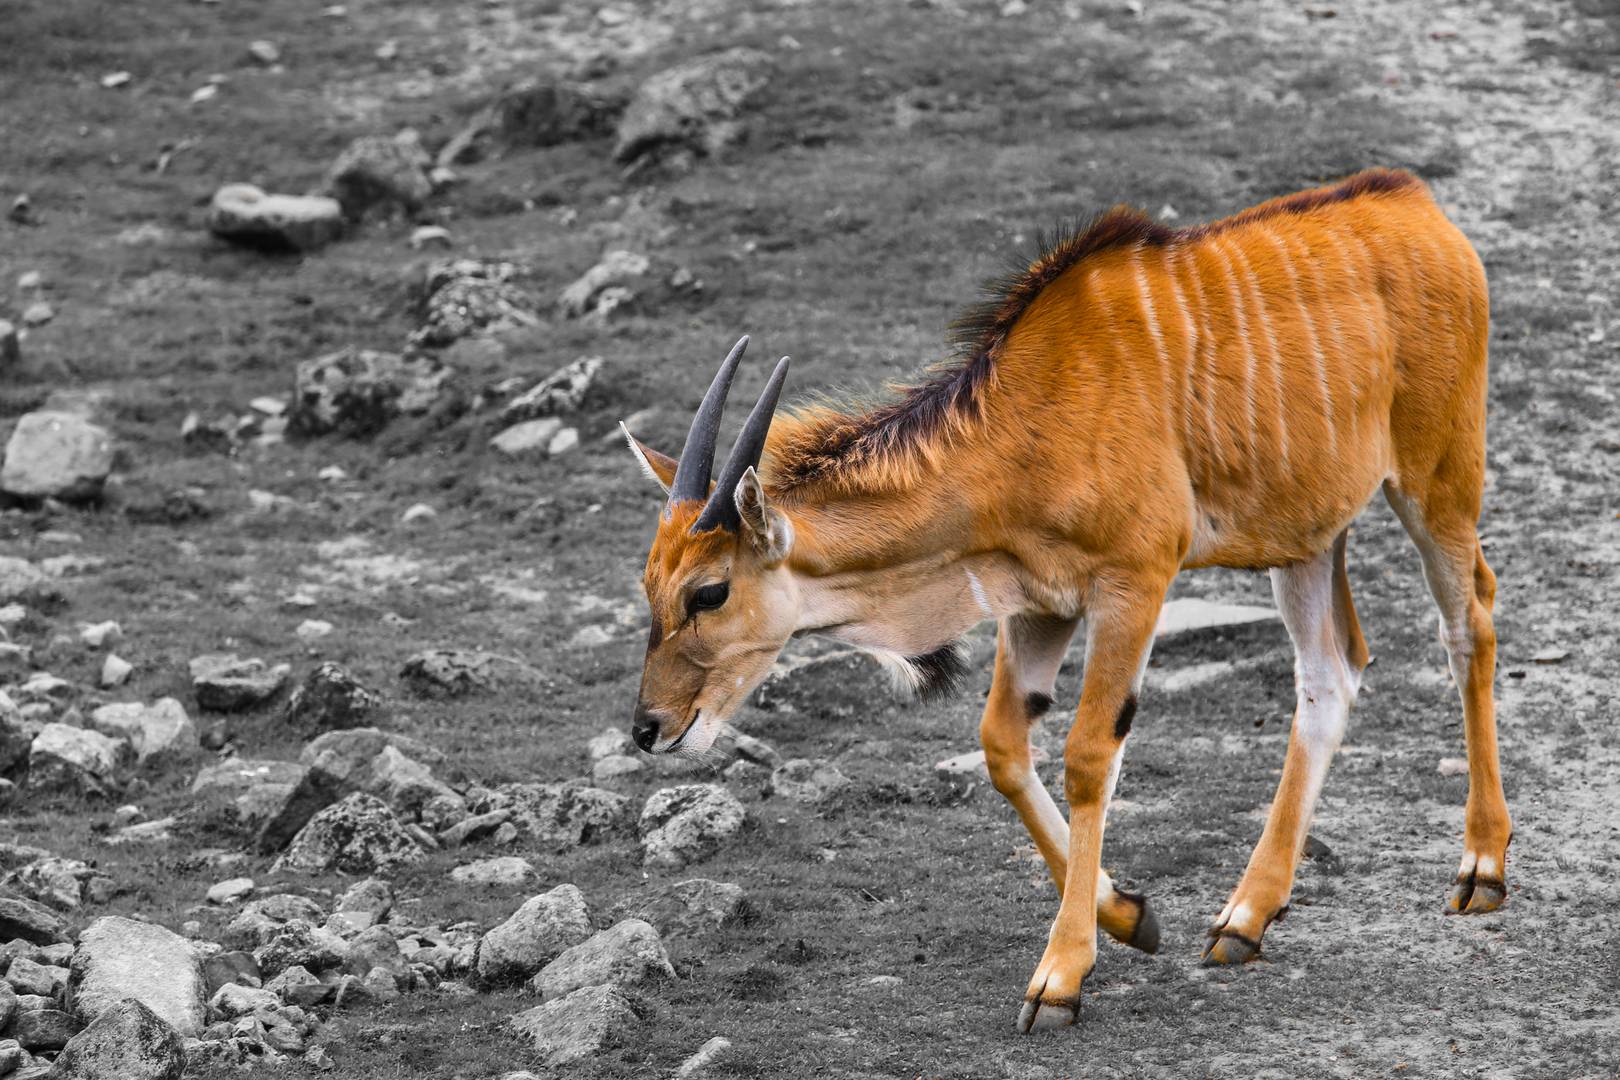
left=1, top=0, right=1617, bottom=1077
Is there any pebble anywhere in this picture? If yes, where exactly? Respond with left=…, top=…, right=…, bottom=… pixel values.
left=99, top=654, right=133, bottom=688
left=248, top=40, right=281, bottom=64
left=401, top=503, right=436, bottom=524
left=548, top=427, right=579, bottom=456
left=20, top=302, right=53, bottom=327
left=296, top=620, right=334, bottom=643
left=100, top=71, right=131, bottom=89
left=17, top=271, right=43, bottom=290
left=409, top=225, right=451, bottom=250
left=207, top=877, right=255, bottom=905
left=1436, top=757, right=1468, bottom=777
left=80, top=620, right=122, bottom=648
left=316, top=466, right=348, bottom=483
left=191, top=85, right=219, bottom=104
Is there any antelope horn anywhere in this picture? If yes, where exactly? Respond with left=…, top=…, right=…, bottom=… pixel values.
left=668, top=336, right=749, bottom=507
left=693, top=355, right=790, bottom=533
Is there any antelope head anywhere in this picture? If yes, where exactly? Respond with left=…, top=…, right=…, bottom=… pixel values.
left=622, top=337, right=796, bottom=755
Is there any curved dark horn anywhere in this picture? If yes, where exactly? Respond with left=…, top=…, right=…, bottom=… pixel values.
left=668, top=336, right=749, bottom=506
left=693, top=355, right=790, bottom=533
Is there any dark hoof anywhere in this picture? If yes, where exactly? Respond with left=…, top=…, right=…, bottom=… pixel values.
left=1201, top=929, right=1261, bottom=967
left=1128, top=896, right=1162, bottom=955
left=1448, top=874, right=1506, bottom=915
left=1017, top=996, right=1079, bottom=1034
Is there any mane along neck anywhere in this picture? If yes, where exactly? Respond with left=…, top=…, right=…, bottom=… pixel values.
left=764, top=167, right=1423, bottom=501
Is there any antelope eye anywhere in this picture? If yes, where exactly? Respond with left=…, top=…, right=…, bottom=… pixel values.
left=688, top=582, right=730, bottom=614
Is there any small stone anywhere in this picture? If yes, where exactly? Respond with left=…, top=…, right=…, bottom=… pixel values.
left=207, top=877, right=255, bottom=905
left=1, top=411, right=114, bottom=502
left=190, top=84, right=219, bottom=104
left=675, top=1035, right=733, bottom=1077
left=28, top=723, right=122, bottom=796
left=548, top=427, right=579, bottom=456
left=207, top=184, right=344, bottom=253
left=189, top=654, right=289, bottom=711
left=284, top=661, right=382, bottom=733
left=201, top=952, right=261, bottom=997
left=1154, top=598, right=1281, bottom=640
left=490, top=418, right=562, bottom=458
left=592, top=753, right=645, bottom=785
left=247, top=40, right=281, bottom=64
left=266, top=964, right=327, bottom=1007
left=99, top=654, right=133, bottom=688
left=450, top=856, right=535, bottom=886
left=558, top=252, right=649, bottom=319
left=1531, top=647, right=1569, bottom=664
left=5, top=958, right=66, bottom=998
left=323, top=131, right=433, bottom=221
left=500, top=357, right=602, bottom=423
left=401, top=503, right=436, bottom=524
left=1437, top=757, right=1468, bottom=777
left=508, top=984, right=636, bottom=1065
left=317, top=465, right=347, bottom=483
left=17, top=270, right=43, bottom=290
left=207, top=982, right=279, bottom=1019
left=86, top=699, right=197, bottom=763
left=336, top=878, right=394, bottom=922
left=409, top=225, right=452, bottom=249
left=295, top=619, right=334, bottom=643
left=768, top=759, right=850, bottom=805
left=587, top=728, right=632, bottom=761
left=399, top=649, right=544, bottom=699
left=375, top=39, right=400, bottom=61
left=80, top=621, right=123, bottom=648
left=0, top=898, right=70, bottom=945
left=100, top=72, right=132, bottom=88
left=12, top=1008, right=76, bottom=1052
left=275, top=793, right=425, bottom=874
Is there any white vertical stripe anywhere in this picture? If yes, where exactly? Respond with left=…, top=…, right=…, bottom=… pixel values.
left=1208, top=237, right=1260, bottom=463
left=1224, top=237, right=1289, bottom=466
left=1130, top=248, right=1174, bottom=435
left=1178, top=244, right=1224, bottom=472
left=1258, top=226, right=1336, bottom=454
left=1162, top=245, right=1200, bottom=456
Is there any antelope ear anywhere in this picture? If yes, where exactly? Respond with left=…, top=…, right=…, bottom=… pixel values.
left=734, top=467, right=793, bottom=564
left=621, top=422, right=678, bottom=494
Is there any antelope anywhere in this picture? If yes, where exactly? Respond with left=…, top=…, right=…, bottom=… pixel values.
left=622, top=168, right=1509, bottom=1032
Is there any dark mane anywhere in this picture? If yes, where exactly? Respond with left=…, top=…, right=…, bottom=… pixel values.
left=771, top=168, right=1422, bottom=493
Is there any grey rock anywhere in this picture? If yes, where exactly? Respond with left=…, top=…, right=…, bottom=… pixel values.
left=27, top=724, right=121, bottom=796
left=508, top=984, right=636, bottom=1066
left=200, top=952, right=260, bottom=997
left=449, top=856, right=534, bottom=887
left=206, top=982, right=278, bottom=1019
left=207, top=184, right=344, bottom=253
left=70, top=916, right=207, bottom=1036
left=11, top=1007, right=75, bottom=1052
left=0, top=319, right=17, bottom=370
left=365, top=745, right=460, bottom=818
left=488, top=418, right=561, bottom=458
left=410, top=258, right=537, bottom=349
left=531, top=919, right=672, bottom=999
left=255, top=729, right=444, bottom=851
left=438, top=808, right=510, bottom=846
left=638, top=784, right=746, bottom=869
left=675, top=1035, right=732, bottom=1077
left=438, top=79, right=620, bottom=166
left=608, top=878, right=746, bottom=941
left=3, top=857, right=103, bottom=912
left=288, top=347, right=453, bottom=439
left=222, top=894, right=325, bottom=950
left=586, top=728, right=632, bottom=761
left=274, top=792, right=425, bottom=873
left=768, top=759, right=850, bottom=805
left=51, top=998, right=184, bottom=1080
left=0, top=981, right=15, bottom=1030
left=557, top=253, right=649, bottom=319
left=399, top=649, right=545, bottom=699
left=300, top=727, right=446, bottom=770
left=85, top=699, right=197, bottom=764
left=591, top=753, right=646, bottom=786
left=0, top=557, right=48, bottom=604
left=264, top=965, right=327, bottom=1007
left=323, top=131, right=433, bottom=221
left=1154, top=597, right=1281, bottom=639
left=284, top=663, right=382, bottom=734
left=188, top=655, right=288, bottom=712
left=472, top=782, right=632, bottom=850
left=340, top=926, right=409, bottom=988
left=5, top=958, right=66, bottom=998
left=0, top=897, right=69, bottom=945
left=0, top=412, right=114, bottom=503
left=335, top=878, right=394, bottom=923
left=500, top=356, right=603, bottom=423
left=475, top=884, right=591, bottom=986
left=251, top=921, right=345, bottom=977
left=615, top=48, right=772, bottom=163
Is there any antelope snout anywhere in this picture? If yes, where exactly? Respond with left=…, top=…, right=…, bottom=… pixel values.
left=631, top=703, right=666, bottom=753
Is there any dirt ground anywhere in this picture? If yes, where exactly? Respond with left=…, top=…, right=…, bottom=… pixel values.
left=2, top=0, right=1617, bottom=1077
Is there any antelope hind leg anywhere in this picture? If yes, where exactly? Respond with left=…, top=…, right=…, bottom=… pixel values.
left=1205, top=543, right=1364, bottom=965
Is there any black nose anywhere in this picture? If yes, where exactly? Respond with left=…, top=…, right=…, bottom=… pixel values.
left=631, top=706, right=660, bottom=752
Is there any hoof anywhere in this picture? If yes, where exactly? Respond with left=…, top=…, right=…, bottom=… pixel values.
left=1447, top=874, right=1506, bottom=915
left=1128, top=896, right=1162, bottom=955
left=1201, top=929, right=1261, bottom=967
left=1017, top=996, right=1079, bottom=1033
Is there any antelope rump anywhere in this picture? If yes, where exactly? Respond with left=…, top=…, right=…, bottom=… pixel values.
left=622, top=168, right=1508, bottom=1033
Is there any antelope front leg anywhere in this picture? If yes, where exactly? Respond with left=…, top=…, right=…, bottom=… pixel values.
left=1018, top=584, right=1164, bottom=1033
left=981, top=615, right=1160, bottom=953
